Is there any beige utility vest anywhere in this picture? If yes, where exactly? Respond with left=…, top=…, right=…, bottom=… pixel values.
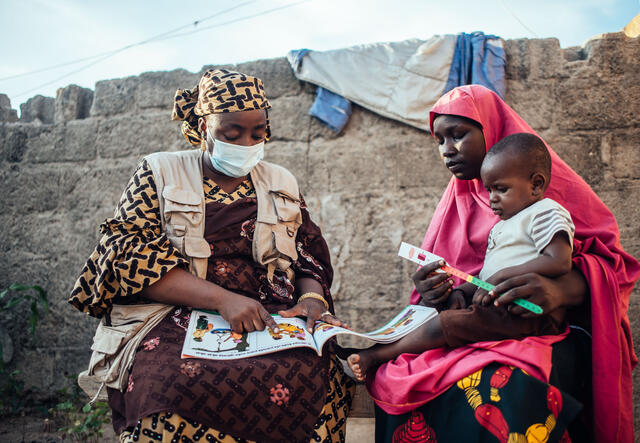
left=145, top=149, right=303, bottom=282
left=79, top=150, right=304, bottom=402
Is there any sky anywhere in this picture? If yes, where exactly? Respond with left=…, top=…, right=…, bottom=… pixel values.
left=1, top=0, right=638, bottom=112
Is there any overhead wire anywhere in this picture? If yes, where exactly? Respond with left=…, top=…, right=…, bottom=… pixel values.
left=77, top=0, right=314, bottom=107
left=148, top=0, right=311, bottom=42
left=0, top=0, right=257, bottom=83
left=12, top=0, right=311, bottom=99
left=0, top=51, right=124, bottom=82
left=12, top=53, right=121, bottom=100
left=497, top=0, right=539, bottom=38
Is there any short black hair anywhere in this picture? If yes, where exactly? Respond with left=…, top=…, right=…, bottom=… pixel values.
left=485, top=132, right=551, bottom=177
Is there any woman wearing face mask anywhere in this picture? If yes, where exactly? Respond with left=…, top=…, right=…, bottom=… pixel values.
left=69, top=69, right=354, bottom=442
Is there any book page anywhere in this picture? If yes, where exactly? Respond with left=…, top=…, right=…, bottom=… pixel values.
left=310, top=322, right=352, bottom=351
left=357, top=305, right=437, bottom=342
left=181, top=310, right=318, bottom=360
left=311, top=305, right=438, bottom=349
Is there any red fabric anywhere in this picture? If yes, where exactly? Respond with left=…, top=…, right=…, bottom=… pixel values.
left=383, top=85, right=638, bottom=441
left=368, top=332, right=566, bottom=413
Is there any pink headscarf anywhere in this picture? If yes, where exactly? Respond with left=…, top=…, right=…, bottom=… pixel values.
left=373, top=85, right=639, bottom=441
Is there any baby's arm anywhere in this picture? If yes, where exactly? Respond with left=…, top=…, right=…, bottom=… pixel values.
left=447, top=282, right=476, bottom=310
left=474, top=232, right=573, bottom=306
left=424, top=281, right=475, bottom=311
left=497, top=231, right=572, bottom=279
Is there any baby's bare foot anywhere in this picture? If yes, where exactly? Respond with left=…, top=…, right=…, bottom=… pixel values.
left=347, top=352, right=376, bottom=382
left=347, top=354, right=364, bottom=381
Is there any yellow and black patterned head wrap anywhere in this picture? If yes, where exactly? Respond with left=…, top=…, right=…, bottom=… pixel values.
left=172, top=68, right=272, bottom=148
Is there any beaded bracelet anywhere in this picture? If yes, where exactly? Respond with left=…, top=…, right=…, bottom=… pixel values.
left=298, top=292, right=329, bottom=310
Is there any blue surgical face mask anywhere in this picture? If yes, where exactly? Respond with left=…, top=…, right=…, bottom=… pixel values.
left=207, top=131, right=264, bottom=178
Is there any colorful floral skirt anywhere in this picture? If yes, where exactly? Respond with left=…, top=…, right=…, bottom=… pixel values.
left=374, top=362, right=582, bottom=443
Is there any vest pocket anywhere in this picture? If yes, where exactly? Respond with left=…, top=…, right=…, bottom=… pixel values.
left=184, top=237, right=211, bottom=258
left=87, top=324, right=127, bottom=375
left=272, top=223, right=299, bottom=259
left=90, top=325, right=127, bottom=354
left=162, top=186, right=203, bottom=226
left=270, top=190, right=301, bottom=222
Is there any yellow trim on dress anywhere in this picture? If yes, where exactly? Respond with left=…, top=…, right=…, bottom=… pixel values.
left=203, top=176, right=256, bottom=205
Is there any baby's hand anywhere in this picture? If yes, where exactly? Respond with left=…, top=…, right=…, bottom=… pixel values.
left=481, top=269, right=518, bottom=303
left=446, top=289, right=467, bottom=310
left=472, top=270, right=526, bottom=307
left=487, top=268, right=519, bottom=288
left=472, top=288, right=492, bottom=306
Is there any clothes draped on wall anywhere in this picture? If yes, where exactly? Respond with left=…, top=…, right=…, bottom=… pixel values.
left=287, top=32, right=506, bottom=132
left=442, top=32, right=506, bottom=98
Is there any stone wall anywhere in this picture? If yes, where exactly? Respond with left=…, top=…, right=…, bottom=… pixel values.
left=1, top=32, right=639, bottom=433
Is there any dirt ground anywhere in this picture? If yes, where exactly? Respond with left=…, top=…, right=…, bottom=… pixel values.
left=0, top=414, right=117, bottom=443
left=0, top=415, right=374, bottom=443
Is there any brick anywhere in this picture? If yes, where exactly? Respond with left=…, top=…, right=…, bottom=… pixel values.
left=505, top=80, right=555, bottom=131
left=95, top=112, right=186, bottom=158
left=262, top=140, right=308, bottom=189
left=268, top=93, right=314, bottom=142
left=90, top=76, right=139, bottom=117
left=134, top=69, right=199, bottom=111
left=583, top=32, right=640, bottom=77
left=0, top=165, right=67, bottom=213
left=25, top=119, right=98, bottom=163
left=0, top=94, right=17, bottom=122
left=19, top=95, right=54, bottom=124
left=504, top=38, right=566, bottom=81
left=609, top=129, right=640, bottom=179
left=1, top=123, right=33, bottom=162
left=54, top=84, right=93, bottom=123
left=544, top=131, right=604, bottom=187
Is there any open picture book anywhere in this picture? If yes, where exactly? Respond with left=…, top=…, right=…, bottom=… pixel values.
left=181, top=304, right=437, bottom=360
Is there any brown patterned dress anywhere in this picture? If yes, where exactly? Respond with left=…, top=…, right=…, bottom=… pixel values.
left=70, top=160, right=355, bottom=443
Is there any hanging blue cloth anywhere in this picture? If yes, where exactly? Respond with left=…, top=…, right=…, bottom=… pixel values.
left=443, top=32, right=506, bottom=98
left=308, top=87, right=352, bottom=133
left=287, top=48, right=353, bottom=133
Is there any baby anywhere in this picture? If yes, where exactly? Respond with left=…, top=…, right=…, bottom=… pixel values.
left=346, top=132, right=575, bottom=381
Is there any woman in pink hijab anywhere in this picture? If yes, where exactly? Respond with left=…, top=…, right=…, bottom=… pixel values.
left=369, top=85, right=639, bottom=442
